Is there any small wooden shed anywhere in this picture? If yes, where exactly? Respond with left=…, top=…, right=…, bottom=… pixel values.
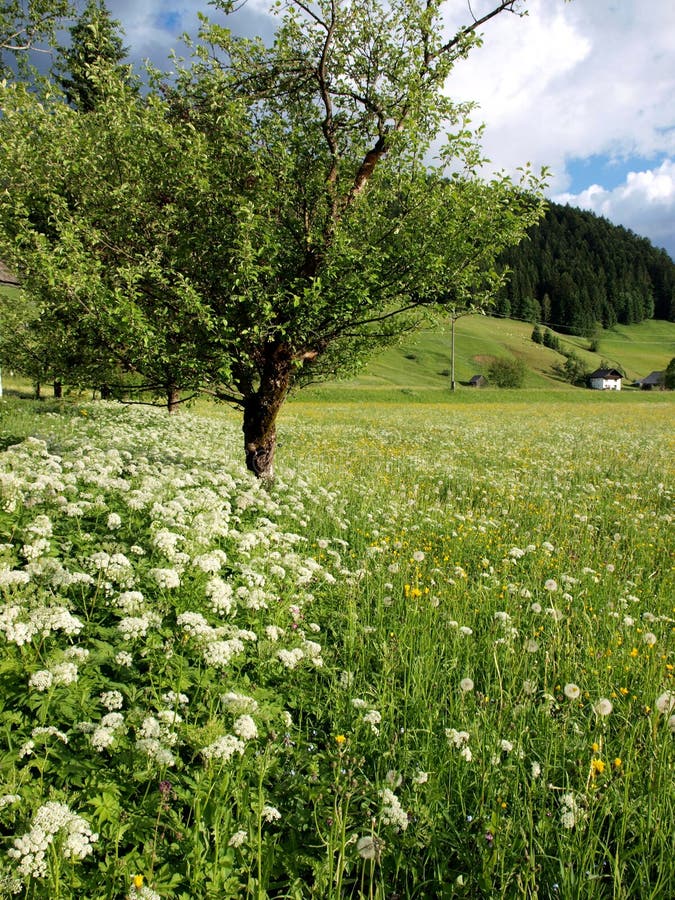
left=469, top=374, right=488, bottom=388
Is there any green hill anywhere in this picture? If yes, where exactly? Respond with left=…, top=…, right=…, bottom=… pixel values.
left=301, top=316, right=675, bottom=399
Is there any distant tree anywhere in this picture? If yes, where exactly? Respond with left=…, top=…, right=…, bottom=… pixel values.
left=487, top=356, right=526, bottom=388
left=586, top=320, right=602, bottom=352
left=542, top=328, right=561, bottom=352
left=54, top=0, right=131, bottom=111
left=552, top=351, right=588, bottom=386
left=663, top=358, right=675, bottom=390
left=531, top=324, right=543, bottom=344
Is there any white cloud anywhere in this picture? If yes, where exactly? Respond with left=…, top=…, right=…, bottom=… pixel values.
left=555, top=160, right=675, bottom=256
left=439, top=0, right=675, bottom=256
left=444, top=0, right=675, bottom=184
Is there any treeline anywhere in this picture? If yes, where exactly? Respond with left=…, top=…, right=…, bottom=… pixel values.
left=495, top=202, right=675, bottom=333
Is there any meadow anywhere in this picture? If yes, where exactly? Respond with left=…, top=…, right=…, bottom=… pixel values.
left=0, top=394, right=673, bottom=899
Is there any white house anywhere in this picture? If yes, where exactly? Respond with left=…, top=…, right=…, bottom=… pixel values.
left=588, top=368, right=623, bottom=391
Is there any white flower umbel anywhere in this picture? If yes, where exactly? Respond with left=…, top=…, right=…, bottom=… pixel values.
left=8, top=801, right=97, bottom=879
left=201, top=734, right=245, bottom=762
left=379, top=788, right=409, bottom=831
left=233, top=715, right=258, bottom=741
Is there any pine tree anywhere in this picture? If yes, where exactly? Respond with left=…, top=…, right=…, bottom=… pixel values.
left=55, top=0, right=130, bottom=112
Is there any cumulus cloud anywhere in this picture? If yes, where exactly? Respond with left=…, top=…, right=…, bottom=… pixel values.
left=555, top=160, right=675, bottom=257
left=437, top=0, right=675, bottom=256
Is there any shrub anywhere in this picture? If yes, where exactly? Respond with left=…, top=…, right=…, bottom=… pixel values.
left=664, top=357, right=675, bottom=389
left=487, top=356, right=526, bottom=388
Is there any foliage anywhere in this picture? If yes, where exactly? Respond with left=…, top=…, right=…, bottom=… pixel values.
left=0, top=0, right=547, bottom=476
left=496, top=201, right=675, bottom=331
left=551, top=350, right=589, bottom=386
left=0, top=0, right=70, bottom=75
left=0, top=397, right=673, bottom=898
left=664, top=357, right=675, bottom=389
left=487, top=355, right=526, bottom=387
left=530, top=323, right=543, bottom=344
left=53, top=0, right=132, bottom=111
left=542, top=327, right=562, bottom=352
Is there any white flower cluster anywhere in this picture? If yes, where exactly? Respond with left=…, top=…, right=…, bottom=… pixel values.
left=200, top=734, right=246, bottom=761
left=8, top=801, right=97, bottom=879
left=205, top=577, right=235, bottom=614
left=261, top=804, right=281, bottom=823
left=100, top=690, right=124, bottom=710
left=445, top=728, right=472, bottom=761
left=91, top=712, right=126, bottom=752
left=118, top=612, right=161, bottom=641
left=560, top=793, right=585, bottom=830
left=277, top=647, right=304, bottom=669
left=221, top=692, right=258, bottom=714
left=135, top=714, right=179, bottom=767
left=363, top=709, right=382, bottom=735
left=379, top=788, right=408, bottom=831
left=0, top=604, right=83, bottom=646
left=28, top=660, right=79, bottom=692
left=150, top=567, right=181, bottom=589
left=233, top=715, right=258, bottom=741
left=203, top=638, right=244, bottom=668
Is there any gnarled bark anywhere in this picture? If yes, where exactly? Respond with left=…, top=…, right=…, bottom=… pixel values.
left=242, top=343, right=294, bottom=480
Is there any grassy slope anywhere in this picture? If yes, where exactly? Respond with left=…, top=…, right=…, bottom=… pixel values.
left=301, top=317, right=675, bottom=400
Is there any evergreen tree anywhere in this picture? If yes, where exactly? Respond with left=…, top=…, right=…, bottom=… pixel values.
left=665, top=358, right=675, bottom=390
left=54, top=0, right=130, bottom=111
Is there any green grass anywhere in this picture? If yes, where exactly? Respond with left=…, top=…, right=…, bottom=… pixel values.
left=300, top=317, right=675, bottom=400
left=0, top=395, right=673, bottom=899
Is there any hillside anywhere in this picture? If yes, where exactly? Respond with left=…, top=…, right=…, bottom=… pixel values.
left=495, top=201, right=675, bottom=332
left=301, top=316, right=675, bottom=399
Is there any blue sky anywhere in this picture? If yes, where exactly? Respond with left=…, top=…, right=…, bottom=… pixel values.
left=101, top=0, right=675, bottom=259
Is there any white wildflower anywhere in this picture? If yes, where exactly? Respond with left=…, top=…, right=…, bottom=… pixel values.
left=201, top=734, right=245, bottom=761
left=379, top=788, right=408, bottom=830
left=100, top=690, right=124, bottom=711
left=233, top=715, right=258, bottom=741
left=363, top=709, right=381, bottom=734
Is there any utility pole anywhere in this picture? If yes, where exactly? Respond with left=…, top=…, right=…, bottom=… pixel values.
left=449, top=304, right=486, bottom=392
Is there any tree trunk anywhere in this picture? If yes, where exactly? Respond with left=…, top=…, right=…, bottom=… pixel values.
left=242, top=343, right=293, bottom=480
left=100, top=384, right=111, bottom=400
left=53, top=380, right=62, bottom=399
left=167, top=385, right=180, bottom=414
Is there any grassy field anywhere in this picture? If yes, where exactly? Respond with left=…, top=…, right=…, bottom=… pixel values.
left=0, top=394, right=673, bottom=899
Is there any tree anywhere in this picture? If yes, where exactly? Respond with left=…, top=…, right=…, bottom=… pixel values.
left=0, top=0, right=549, bottom=478
left=531, top=324, right=543, bottom=344
left=0, top=0, right=70, bottom=75
left=665, top=358, right=675, bottom=390
left=54, top=0, right=131, bottom=111
left=487, top=356, right=526, bottom=388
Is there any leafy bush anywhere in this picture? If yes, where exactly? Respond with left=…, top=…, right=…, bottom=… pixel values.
left=487, top=356, right=526, bottom=388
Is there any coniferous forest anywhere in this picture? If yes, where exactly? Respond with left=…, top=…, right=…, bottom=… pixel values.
left=495, top=201, right=675, bottom=333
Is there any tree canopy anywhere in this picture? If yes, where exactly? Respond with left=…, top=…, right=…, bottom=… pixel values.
left=0, top=0, right=71, bottom=75
left=0, top=0, right=548, bottom=477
